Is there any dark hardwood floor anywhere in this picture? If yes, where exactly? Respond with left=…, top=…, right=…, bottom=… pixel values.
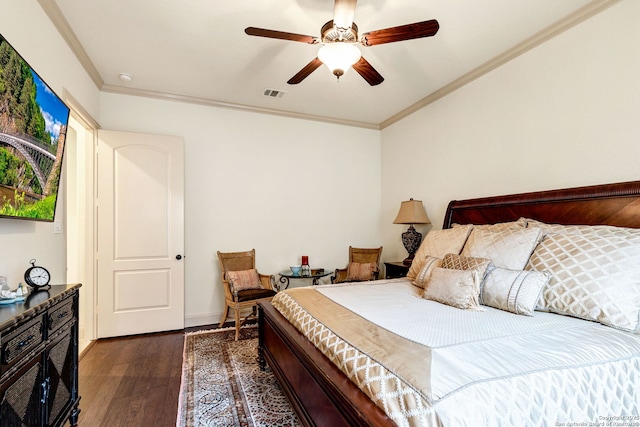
left=76, top=325, right=218, bottom=426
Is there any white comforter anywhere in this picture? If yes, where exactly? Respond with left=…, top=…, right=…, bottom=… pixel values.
left=273, top=279, right=640, bottom=426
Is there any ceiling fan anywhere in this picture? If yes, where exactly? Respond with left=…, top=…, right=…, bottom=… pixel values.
left=245, top=0, right=439, bottom=86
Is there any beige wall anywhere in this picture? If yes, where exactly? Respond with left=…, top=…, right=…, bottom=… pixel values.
left=0, top=1, right=99, bottom=287
left=98, top=93, right=381, bottom=325
left=381, top=0, right=640, bottom=262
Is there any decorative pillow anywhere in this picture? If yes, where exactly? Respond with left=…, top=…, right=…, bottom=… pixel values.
left=441, top=253, right=491, bottom=275
left=461, top=227, right=542, bottom=270
left=525, top=218, right=566, bottom=236
left=423, top=268, right=481, bottom=310
left=407, top=225, right=473, bottom=282
left=413, top=256, right=443, bottom=289
left=526, top=218, right=635, bottom=238
left=527, top=228, right=640, bottom=333
left=482, top=267, right=549, bottom=315
left=227, top=269, right=261, bottom=293
left=346, top=262, right=377, bottom=282
left=454, top=218, right=528, bottom=232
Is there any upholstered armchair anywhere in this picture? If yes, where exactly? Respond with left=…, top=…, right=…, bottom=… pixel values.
left=217, top=249, right=277, bottom=340
left=331, top=246, right=383, bottom=284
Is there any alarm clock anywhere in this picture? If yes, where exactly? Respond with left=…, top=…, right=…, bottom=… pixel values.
left=24, top=259, right=51, bottom=289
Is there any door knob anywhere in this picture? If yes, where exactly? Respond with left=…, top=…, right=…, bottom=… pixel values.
left=176, top=255, right=183, bottom=260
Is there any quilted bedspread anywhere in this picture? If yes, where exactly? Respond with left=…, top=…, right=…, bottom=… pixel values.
left=271, top=279, right=640, bottom=427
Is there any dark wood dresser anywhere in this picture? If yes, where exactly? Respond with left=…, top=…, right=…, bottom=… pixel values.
left=0, top=284, right=81, bottom=427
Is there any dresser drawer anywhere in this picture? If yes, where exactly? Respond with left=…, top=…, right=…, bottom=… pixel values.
left=48, top=299, right=74, bottom=333
left=2, top=317, right=45, bottom=367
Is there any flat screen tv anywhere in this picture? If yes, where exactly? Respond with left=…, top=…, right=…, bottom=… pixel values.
left=0, top=33, right=70, bottom=222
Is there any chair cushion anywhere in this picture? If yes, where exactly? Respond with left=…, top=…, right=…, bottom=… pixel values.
left=235, top=288, right=276, bottom=302
left=227, top=269, right=262, bottom=293
left=346, top=262, right=377, bottom=282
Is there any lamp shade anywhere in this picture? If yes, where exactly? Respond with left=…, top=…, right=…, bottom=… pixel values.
left=318, top=42, right=361, bottom=78
left=393, top=198, right=430, bottom=225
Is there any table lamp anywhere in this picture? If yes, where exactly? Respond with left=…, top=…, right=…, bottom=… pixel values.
left=393, top=198, right=430, bottom=265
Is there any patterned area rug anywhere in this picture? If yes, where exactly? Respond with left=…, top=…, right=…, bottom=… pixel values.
left=176, top=325, right=300, bottom=427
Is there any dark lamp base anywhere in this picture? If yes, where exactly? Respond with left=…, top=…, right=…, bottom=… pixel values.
left=401, top=224, right=423, bottom=266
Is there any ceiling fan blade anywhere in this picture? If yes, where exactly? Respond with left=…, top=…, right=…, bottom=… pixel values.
left=352, top=57, right=384, bottom=86
left=287, top=58, right=323, bottom=84
left=245, top=27, right=319, bottom=44
left=333, top=0, right=357, bottom=29
left=361, top=19, right=439, bottom=46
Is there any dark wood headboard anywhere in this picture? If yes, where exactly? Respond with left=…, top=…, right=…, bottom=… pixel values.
left=443, top=180, right=640, bottom=229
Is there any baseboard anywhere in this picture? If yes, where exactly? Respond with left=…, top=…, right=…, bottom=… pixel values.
left=185, top=307, right=257, bottom=328
left=184, top=312, right=222, bottom=328
left=79, top=340, right=96, bottom=360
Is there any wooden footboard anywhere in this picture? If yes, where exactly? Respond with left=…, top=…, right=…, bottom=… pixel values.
left=257, top=301, right=395, bottom=427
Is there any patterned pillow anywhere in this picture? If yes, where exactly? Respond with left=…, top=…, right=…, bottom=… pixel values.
left=527, top=227, right=640, bottom=332
left=526, top=218, right=634, bottom=238
left=482, top=267, right=549, bottom=315
left=461, top=227, right=542, bottom=270
left=423, top=268, right=481, bottom=310
left=226, top=269, right=261, bottom=293
left=408, top=225, right=473, bottom=282
left=346, top=262, right=377, bottom=282
left=442, top=253, right=491, bottom=274
left=454, top=218, right=528, bottom=232
left=525, top=218, right=568, bottom=236
left=413, top=256, right=443, bottom=289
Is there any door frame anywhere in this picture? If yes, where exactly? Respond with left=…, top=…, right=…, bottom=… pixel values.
left=63, top=90, right=100, bottom=351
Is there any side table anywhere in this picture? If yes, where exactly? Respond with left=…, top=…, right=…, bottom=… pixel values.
left=277, top=268, right=333, bottom=290
left=384, top=261, right=410, bottom=279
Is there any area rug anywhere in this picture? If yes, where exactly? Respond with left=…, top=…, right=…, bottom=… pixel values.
left=176, top=325, right=300, bottom=427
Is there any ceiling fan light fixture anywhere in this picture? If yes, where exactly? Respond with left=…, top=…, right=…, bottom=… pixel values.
left=318, top=43, right=361, bottom=80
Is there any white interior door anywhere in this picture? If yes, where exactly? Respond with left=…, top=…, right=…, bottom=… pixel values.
left=96, top=130, right=184, bottom=338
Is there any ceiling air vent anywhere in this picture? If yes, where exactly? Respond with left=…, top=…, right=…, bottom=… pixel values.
left=263, top=88, right=287, bottom=99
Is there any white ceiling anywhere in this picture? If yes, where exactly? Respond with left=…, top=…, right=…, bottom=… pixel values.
left=46, top=0, right=607, bottom=128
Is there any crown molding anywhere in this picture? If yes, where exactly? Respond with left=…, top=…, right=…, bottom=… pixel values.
left=38, top=0, right=104, bottom=89
left=101, top=85, right=380, bottom=130
left=62, top=89, right=100, bottom=130
left=39, top=0, right=379, bottom=130
left=41, top=0, right=619, bottom=131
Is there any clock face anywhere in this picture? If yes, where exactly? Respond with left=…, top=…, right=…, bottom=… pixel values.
left=28, top=267, right=50, bottom=287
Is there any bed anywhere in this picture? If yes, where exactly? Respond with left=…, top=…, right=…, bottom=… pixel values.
left=258, top=180, right=640, bottom=427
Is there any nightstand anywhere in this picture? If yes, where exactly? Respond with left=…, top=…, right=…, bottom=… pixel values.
left=384, top=261, right=410, bottom=279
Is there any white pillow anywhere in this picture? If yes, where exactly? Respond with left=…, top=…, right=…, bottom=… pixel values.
left=527, top=227, right=640, bottom=333
left=413, top=256, right=443, bottom=289
left=407, top=224, right=473, bottom=282
left=454, top=218, right=527, bottom=232
left=482, top=267, right=549, bottom=316
left=461, top=227, right=542, bottom=270
left=422, top=268, right=481, bottom=310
